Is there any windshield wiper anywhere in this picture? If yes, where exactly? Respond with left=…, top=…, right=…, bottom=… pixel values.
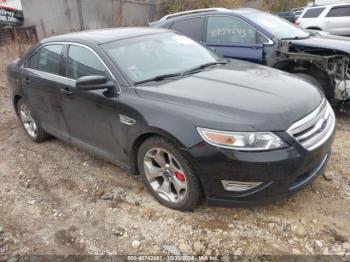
left=133, top=60, right=229, bottom=85
left=281, top=35, right=311, bottom=40
left=134, top=73, right=182, bottom=85
left=183, top=60, right=229, bottom=75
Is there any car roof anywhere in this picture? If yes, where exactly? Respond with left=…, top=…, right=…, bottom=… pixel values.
left=231, top=8, right=263, bottom=14
left=304, top=3, right=350, bottom=10
left=151, top=8, right=276, bottom=40
left=154, top=8, right=262, bottom=24
left=41, top=27, right=170, bottom=45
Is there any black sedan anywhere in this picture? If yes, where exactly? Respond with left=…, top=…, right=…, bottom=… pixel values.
left=7, top=28, right=335, bottom=210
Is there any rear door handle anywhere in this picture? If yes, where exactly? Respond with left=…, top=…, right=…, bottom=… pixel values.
left=60, top=88, right=72, bottom=96
left=24, top=77, right=31, bottom=85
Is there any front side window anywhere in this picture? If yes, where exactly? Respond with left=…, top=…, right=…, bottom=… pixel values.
left=102, top=33, right=220, bottom=83
left=67, top=45, right=107, bottom=80
left=171, top=17, right=205, bottom=41
left=25, top=44, right=63, bottom=75
left=206, top=16, right=257, bottom=44
left=326, top=6, right=350, bottom=17
left=302, top=8, right=325, bottom=18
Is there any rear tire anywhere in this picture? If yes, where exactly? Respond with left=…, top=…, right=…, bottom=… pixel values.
left=137, top=136, right=203, bottom=211
left=17, top=98, right=50, bottom=143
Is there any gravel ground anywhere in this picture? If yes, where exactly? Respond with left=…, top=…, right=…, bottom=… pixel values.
left=0, top=44, right=349, bottom=257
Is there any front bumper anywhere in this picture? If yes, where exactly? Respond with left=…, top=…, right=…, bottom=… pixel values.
left=186, top=129, right=335, bottom=207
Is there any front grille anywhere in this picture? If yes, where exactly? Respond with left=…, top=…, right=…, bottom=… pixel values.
left=287, top=99, right=335, bottom=151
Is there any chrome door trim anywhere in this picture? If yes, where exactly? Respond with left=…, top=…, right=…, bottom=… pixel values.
left=22, top=41, right=121, bottom=94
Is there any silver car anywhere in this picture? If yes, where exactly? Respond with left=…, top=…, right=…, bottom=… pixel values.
left=296, top=3, right=350, bottom=36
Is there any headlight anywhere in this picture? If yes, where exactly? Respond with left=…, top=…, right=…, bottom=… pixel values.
left=197, top=127, right=288, bottom=151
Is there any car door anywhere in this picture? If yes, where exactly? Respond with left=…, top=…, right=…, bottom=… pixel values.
left=59, top=44, right=126, bottom=164
left=22, top=44, right=70, bottom=139
left=324, top=5, right=350, bottom=36
left=204, top=16, right=266, bottom=64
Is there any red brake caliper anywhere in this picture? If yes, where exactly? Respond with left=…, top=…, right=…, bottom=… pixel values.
left=175, top=172, right=186, bottom=182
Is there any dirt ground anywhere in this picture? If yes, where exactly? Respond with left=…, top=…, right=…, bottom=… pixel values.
left=0, top=44, right=349, bottom=257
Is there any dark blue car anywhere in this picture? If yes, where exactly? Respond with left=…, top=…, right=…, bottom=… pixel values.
left=151, top=8, right=350, bottom=103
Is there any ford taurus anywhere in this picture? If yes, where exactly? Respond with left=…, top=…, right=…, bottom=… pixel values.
left=7, top=28, right=336, bottom=210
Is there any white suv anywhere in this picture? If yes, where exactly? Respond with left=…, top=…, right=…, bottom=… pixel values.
left=296, top=3, right=350, bottom=36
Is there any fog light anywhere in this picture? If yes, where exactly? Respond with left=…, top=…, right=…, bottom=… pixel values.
left=221, top=180, right=263, bottom=192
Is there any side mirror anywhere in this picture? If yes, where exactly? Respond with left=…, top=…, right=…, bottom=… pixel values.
left=76, top=75, right=115, bottom=91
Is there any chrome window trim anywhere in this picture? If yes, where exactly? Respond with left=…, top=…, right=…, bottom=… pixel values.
left=23, top=41, right=121, bottom=94
left=160, top=8, right=229, bottom=21
left=206, top=15, right=274, bottom=46
left=24, top=68, right=76, bottom=84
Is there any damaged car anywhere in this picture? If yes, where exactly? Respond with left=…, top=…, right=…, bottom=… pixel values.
left=150, top=8, right=350, bottom=104
left=7, top=28, right=335, bottom=210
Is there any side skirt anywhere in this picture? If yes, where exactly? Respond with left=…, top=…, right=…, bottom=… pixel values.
left=43, top=125, right=131, bottom=173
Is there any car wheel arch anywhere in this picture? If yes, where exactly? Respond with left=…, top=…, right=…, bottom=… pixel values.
left=128, top=128, right=189, bottom=176
left=13, top=95, right=23, bottom=115
left=273, top=61, right=334, bottom=99
left=273, top=60, right=296, bottom=72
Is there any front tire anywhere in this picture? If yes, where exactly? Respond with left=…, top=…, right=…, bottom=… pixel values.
left=137, top=136, right=203, bottom=210
left=17, top=98, right=50, bottom=143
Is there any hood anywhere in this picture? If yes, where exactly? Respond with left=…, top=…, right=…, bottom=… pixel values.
left=135, top=61, right=323, bottom=131
left=289, top=35, right=350, bottom=54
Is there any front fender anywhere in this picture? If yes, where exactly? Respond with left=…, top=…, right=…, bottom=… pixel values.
left=118, top=92, right=204, bottom=174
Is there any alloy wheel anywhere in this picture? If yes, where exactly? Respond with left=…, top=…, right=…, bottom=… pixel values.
left=19, top=103, right=38, bottom=139
left=143, top=148, right=188, bottom=203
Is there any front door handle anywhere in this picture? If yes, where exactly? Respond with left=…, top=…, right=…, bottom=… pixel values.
left=24, top=77, right=31, bottom=85
left=60, top=88, right=72, bottom=96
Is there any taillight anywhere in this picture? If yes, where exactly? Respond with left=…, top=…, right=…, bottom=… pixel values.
left=295, top=21, right=300, bottom=26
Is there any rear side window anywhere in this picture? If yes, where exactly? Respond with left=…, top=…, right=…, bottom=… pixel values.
left=326, top=5, right=350, bottom=17
left=171, top=17, right=205, bottom=41
left=25, top=44, right=63, bottom=75
left=302, top=8, right=325, bottom=18
left=206, top=16, right=257, bottom=44
left=67, top=45, right=107, bottom=80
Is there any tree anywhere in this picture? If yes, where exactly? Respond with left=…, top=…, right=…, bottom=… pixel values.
left=155, top=0, right=310, bottom=17
left=156, top=0, right=244, bottom=18
left=264, top=0, right=310, bottom=12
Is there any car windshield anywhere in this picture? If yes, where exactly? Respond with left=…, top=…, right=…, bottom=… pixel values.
left=102, top=33, right=221, bottom=83
left=245, top=12, right=310, bottom=40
